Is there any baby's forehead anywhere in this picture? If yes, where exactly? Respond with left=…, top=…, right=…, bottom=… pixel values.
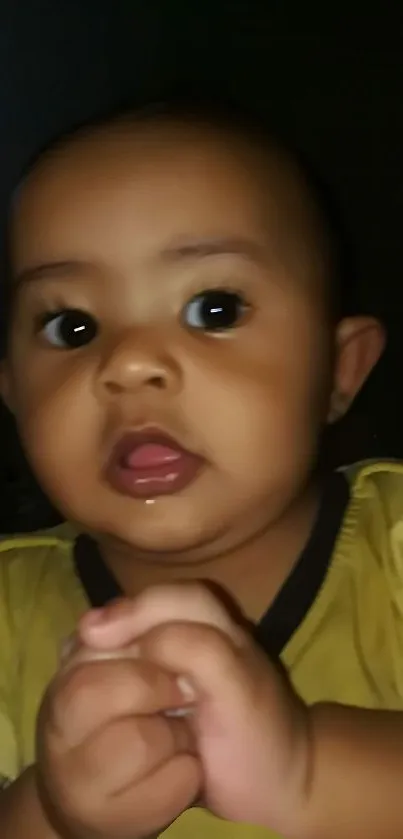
left=16, top=119, right=315, bottom=216
left=16, top=122, right=321, bottom=244
left=11, top=120, right=331, bottom=300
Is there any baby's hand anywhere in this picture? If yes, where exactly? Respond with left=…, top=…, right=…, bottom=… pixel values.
left=79, top=585, right=311, bottom=835
left=36, top=628, right=201, bottom=839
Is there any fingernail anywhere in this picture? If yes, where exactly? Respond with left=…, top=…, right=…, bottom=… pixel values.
left=83, top=608, right=108, bottom=627
left=164, top=706, right=194, bottom=718
left=176, top=676, right=196, bottom=702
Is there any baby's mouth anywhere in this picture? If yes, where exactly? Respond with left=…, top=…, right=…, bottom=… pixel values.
left=104, top=428, right=205, bottom=499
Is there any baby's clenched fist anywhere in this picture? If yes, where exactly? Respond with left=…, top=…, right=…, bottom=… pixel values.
left=36, top=643, right=201, bottom=839
left=80, top=584, right=311, bottom=836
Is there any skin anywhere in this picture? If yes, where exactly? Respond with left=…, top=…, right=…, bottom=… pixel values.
left=0, top=120, right=385, bottom=839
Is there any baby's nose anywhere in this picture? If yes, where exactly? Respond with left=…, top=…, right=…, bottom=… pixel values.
left=97, top=332, right=182, bottom=396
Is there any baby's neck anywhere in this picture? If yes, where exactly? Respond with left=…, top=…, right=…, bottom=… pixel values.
left=96, top=482, right=320, bottom=624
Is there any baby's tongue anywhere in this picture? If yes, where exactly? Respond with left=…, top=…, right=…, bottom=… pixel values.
left=125, top=443, right=182, bottom=469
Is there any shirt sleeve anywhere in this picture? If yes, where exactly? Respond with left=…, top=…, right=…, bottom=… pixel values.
left=0, top=546, right=20, bottom=783
left=375, top=470, right=403, bottom=702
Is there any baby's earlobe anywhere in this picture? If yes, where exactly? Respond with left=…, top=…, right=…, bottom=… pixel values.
left=327, top=390, right=350, bottom=424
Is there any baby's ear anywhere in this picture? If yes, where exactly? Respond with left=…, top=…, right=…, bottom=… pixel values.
left=327, top=316, right=386, bottom=423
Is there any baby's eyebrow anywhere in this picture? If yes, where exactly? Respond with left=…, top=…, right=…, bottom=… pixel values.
left=13, top=260, right=89, bottom=288
left=13, top=237, right=267, bottom=289
left=161, top=236, right=267, bottom=266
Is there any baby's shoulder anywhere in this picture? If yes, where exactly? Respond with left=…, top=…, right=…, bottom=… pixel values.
left=0, top=523, right=78, bottom=615
left=344, top=460, right=403, bottom=527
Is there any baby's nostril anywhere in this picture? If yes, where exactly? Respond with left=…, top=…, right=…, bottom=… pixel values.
left=105, top=380, right=121, bottom=394
left=101, top=372, right=167, bottom=393
left=148, top=375, right=165, bottom=389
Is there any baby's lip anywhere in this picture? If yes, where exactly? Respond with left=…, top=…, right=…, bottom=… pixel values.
left=109, top=428, right=198, bottom=468
left=104, top=427, right=206, bottom=498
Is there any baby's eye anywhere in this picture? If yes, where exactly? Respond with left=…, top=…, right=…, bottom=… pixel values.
left=40, top=309, right=98, bottom=349
left=182, top=290, right=248, bottom=332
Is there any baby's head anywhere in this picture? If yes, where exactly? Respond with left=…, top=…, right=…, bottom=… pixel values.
left=0, top=97, right=384, bottom=561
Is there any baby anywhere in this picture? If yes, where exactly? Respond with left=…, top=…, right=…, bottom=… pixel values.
left=2, top=97, right=402, bottom=839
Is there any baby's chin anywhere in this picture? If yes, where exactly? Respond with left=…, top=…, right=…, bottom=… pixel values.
left=55, top=474, right=250, bottom=562
left=106, top=530, right=227, bottom=566
left=85, top=506, right=231, bottom=565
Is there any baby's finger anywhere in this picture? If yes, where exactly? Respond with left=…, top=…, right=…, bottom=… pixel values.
left=45, top=657, right=191, bottom=750
left=134, top=621, right=307, bottom=828
left=69, top=713, right=197, bottom=797
left=134, top=621, right=257, bottom=714
left=88, top=753, right=202, bottom=838
left=79, top=583, right=245, bottom=650
left=59, top=635, right=140, bottom=670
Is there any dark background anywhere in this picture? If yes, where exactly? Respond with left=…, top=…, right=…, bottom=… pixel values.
left=1, top=1, right=402, bottom=531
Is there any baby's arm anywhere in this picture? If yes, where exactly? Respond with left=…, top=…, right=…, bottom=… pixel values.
left=0, top=767, right=60, bottom=839
left=293, top=703, right=403, bottom=839
left=1, top=644, right=199, bottom=839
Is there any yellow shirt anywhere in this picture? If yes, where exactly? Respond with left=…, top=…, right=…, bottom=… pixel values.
left=2, top=460, right=403, bottom=838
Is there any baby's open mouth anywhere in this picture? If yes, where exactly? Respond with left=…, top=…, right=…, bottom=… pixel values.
left=105, top=429, right=205, bottom=499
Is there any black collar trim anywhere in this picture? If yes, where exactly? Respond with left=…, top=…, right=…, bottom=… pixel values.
left=254, top=472, right=349, bottom=656
left=74, top=472, right=349, bottom=657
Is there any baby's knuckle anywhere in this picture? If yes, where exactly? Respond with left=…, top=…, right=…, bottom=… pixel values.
left=59, top=777, right=88, bottom=816
left=107, top=659, right=158, bottom=713
left=167, top=621, right=231, bottom=660
left=51, top=663, right=98, bottom=728
left=130, top=726, right=152, bottom=767
left=41, top=759, right=95, bottom=823
left=129, top=670, right=154, bottom=706
left=136, top=715, right=173, bottom=769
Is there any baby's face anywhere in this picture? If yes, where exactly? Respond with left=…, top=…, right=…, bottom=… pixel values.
left=4, top=122, right=334, bottom=559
